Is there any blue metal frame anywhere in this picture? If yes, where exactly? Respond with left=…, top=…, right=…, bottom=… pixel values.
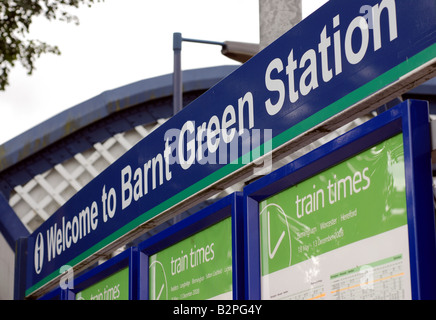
left=137, top=192, right=243, bottom=300
left=38, top=287, right=61, bottom=300
left=53, top=247, right=138, bottom=300
left=243, top=100, right=436, bottom=300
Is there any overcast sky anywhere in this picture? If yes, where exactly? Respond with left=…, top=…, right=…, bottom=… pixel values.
left=0, top=0, right=328, bottom=145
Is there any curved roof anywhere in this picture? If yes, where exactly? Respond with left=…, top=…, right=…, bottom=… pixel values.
left=0, top=65, right=239, bottom=173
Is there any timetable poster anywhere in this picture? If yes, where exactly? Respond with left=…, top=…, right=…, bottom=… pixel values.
left=148, top=217, right=233, bottom=300
left=259, top=133, right=412, bottom=300
left=75, top=267, right=129, bottom=300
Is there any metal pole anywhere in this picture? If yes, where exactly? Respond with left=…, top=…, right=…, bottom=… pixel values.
left=182, top=37, right=225, bottom=47
left=173, top=32, right=183, bottom=115
left=173, top=33, right=226, bottom=115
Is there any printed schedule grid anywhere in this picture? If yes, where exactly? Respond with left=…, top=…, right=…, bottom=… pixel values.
left=330, top=255, right=406, bottom=300
left=282, top=255, right=407, bottom=300
left=285, top=285, right=326, bottom=300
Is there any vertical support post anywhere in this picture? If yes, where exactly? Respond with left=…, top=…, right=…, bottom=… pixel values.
left=14, top=237, right=27, bottom=300
left=244, top=196, right=261, bottom=299
left=136, top=251, right=149, bottom=300
left=173, top=32, right=183, bottom=115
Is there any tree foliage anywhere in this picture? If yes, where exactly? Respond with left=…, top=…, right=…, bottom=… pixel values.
left=0, top=0, right=103, bottom=91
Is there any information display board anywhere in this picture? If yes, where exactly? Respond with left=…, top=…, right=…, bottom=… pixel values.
left=137, top=192, right=242, bottom=300
left=243, top=100, right=436, bottom=300
left=70, top=247, right=136, bottom=300
left=75, top=267, right=129, bottom=300
left=259, top=134, right=410, bottom=299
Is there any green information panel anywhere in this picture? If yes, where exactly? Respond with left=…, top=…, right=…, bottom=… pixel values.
left=75, top=267, right=129, bottom=300
left=259, top=133, right=412, bottom=300
left=149, top=217, right=233, bottom=300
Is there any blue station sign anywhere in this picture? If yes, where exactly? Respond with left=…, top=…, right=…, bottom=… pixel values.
left=26, top=0, right=436, bottom=296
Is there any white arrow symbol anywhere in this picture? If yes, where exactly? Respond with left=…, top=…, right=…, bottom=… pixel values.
left=156, top=284, right=164, bottom=300
left=267, top=210, right=285, bottom=259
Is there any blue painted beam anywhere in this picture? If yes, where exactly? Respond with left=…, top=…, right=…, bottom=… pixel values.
left=0, top=192, right=29, bottom=249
